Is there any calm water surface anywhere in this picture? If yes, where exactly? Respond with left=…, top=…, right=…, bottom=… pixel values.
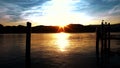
left=0, top=33, right=120, bottom=68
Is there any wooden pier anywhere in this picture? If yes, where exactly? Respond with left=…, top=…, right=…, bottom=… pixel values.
left=96, top=20, right=111, bottom=67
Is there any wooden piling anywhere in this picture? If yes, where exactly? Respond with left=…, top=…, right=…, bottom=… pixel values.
left=26, top=22, right=31, bottom=68
left=96, top=28, right=100, bottom=65
left=104, top=22, right=107, bottom=54
left=108, top=23, right=110, bottom=57
left=108, top=23, right=110, bottom=60
left=96, top=28, right=99, bottom=57
left=101, top=21, right=104, bottom=56
left=96, top=20, right=111, bottom=67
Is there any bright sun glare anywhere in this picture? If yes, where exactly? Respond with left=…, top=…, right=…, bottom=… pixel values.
left=24, top=0, right=92, bottom=26
left=59, top=23, right=67, bottom=28
left=57, top=24, right=68, bottom=32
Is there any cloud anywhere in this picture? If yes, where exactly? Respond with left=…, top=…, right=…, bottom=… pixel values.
left=17, top=0, right=120, bottom=25
left=0, top=0, right=120, bottom=25
left=0, top=0, right=50, bottom=25
left=102, top=0, right=120, bottom=2
left=21, top=0, right=51, bottom=21
left=73, top=0, right=120, bottom=24
left=0, top=0, right=50, bottom=8
left=75, top=0, right=120, bottom=14
left=0, top=2, right=21, bottom=21
left=109, top=4, right=120, bottom=14
left=0, top=2, right=23, bottom=23
left=21, top=0, right=91, bottom=25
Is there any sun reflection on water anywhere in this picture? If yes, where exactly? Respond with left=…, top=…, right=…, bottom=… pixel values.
left=55, top=32, right=69, bottom=52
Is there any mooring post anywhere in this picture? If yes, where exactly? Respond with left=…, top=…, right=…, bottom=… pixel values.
left=101, top=21, right=104, bottom=56
left=26, top=22, right=31, bottom=68
left=96, top=28, right=99, bottom=57
left=104, top=22, right=107, bottom=54
left=97, top=21, right=111, bottom=67
left=108, top=23, right=110, bottom=57
left=96, top=28, right=100, bottom=65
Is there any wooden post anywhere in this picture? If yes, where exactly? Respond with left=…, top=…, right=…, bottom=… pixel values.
left=104, top=22, right=107, bottom=54
left=97, top=21, right=111, bottom=67
left=96, top=28, right=100, bottom=65
left=101, top=21, right=104, bottom=56
left=108, top=23, right=110, bottom=57
left=26, top=22, right=31, bottom=68
left=96, top=28, right=99, bottom=57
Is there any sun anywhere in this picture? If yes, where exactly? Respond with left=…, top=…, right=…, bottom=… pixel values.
left=57, top=23, right=68, bottom=32
left=59, top=23, right=67, bottom=28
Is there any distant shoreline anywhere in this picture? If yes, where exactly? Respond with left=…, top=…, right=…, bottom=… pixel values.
left=0, top=24, right=120, bottom=33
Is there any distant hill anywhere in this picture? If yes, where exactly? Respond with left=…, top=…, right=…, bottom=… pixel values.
left=0, top=23, right=120, bottom=33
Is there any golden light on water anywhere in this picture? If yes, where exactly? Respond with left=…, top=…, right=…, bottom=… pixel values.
left=55, top=32, right=69, bottom=52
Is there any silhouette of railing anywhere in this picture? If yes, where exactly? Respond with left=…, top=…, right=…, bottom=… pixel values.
left=96, top=20, right=111, bottom=67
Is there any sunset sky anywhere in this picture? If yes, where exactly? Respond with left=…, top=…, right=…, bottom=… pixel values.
left=0, top=0, right=120, bottom=26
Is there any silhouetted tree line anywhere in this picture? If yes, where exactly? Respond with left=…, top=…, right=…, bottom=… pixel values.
left=0, top=23, right=120, bottom=34
left=0, top=24, right=26, bottom=33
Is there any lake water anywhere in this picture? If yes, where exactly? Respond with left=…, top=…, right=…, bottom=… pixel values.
left=0, top=33, right=120, bottom=68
